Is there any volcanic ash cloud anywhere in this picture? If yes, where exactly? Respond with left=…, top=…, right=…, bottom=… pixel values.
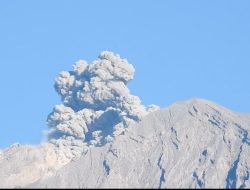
left=46, top=51, right=159, bottom=158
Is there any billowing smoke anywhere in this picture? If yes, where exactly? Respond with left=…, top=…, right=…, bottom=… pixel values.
left=46, top=51, right=159, bottom=158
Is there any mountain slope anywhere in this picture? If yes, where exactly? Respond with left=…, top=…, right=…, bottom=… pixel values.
left=28, top=98, right=250, bottom=189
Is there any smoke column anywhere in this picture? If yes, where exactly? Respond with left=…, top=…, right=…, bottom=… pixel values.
left=46, top=51, right=159, bottom=158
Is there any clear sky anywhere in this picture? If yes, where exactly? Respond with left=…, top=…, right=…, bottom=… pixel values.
left=0, top=0, right=249, bottom=148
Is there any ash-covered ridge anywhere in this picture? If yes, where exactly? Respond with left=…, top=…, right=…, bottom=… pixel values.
left=30, top=98, right=250, bottom=189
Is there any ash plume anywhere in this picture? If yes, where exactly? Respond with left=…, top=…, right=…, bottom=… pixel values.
left=46, top=51, right=159, bottom=157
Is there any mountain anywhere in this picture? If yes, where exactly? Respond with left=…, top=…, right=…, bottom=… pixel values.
left=1, top=98, right=248, bottom=188
left=1, top=52, right=249, bottom=188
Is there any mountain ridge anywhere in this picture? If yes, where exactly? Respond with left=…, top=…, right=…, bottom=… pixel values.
left=21, top=98, right=250, bottom=188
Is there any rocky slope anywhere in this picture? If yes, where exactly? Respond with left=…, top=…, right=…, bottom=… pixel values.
left=22, top=98, right=250, bottom=188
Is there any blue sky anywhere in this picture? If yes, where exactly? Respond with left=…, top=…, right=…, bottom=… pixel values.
left=0, top=0, right=249, bottom=148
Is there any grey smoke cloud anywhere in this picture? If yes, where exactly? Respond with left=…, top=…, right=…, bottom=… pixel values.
left=46, top=51, right=159, bottom=157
